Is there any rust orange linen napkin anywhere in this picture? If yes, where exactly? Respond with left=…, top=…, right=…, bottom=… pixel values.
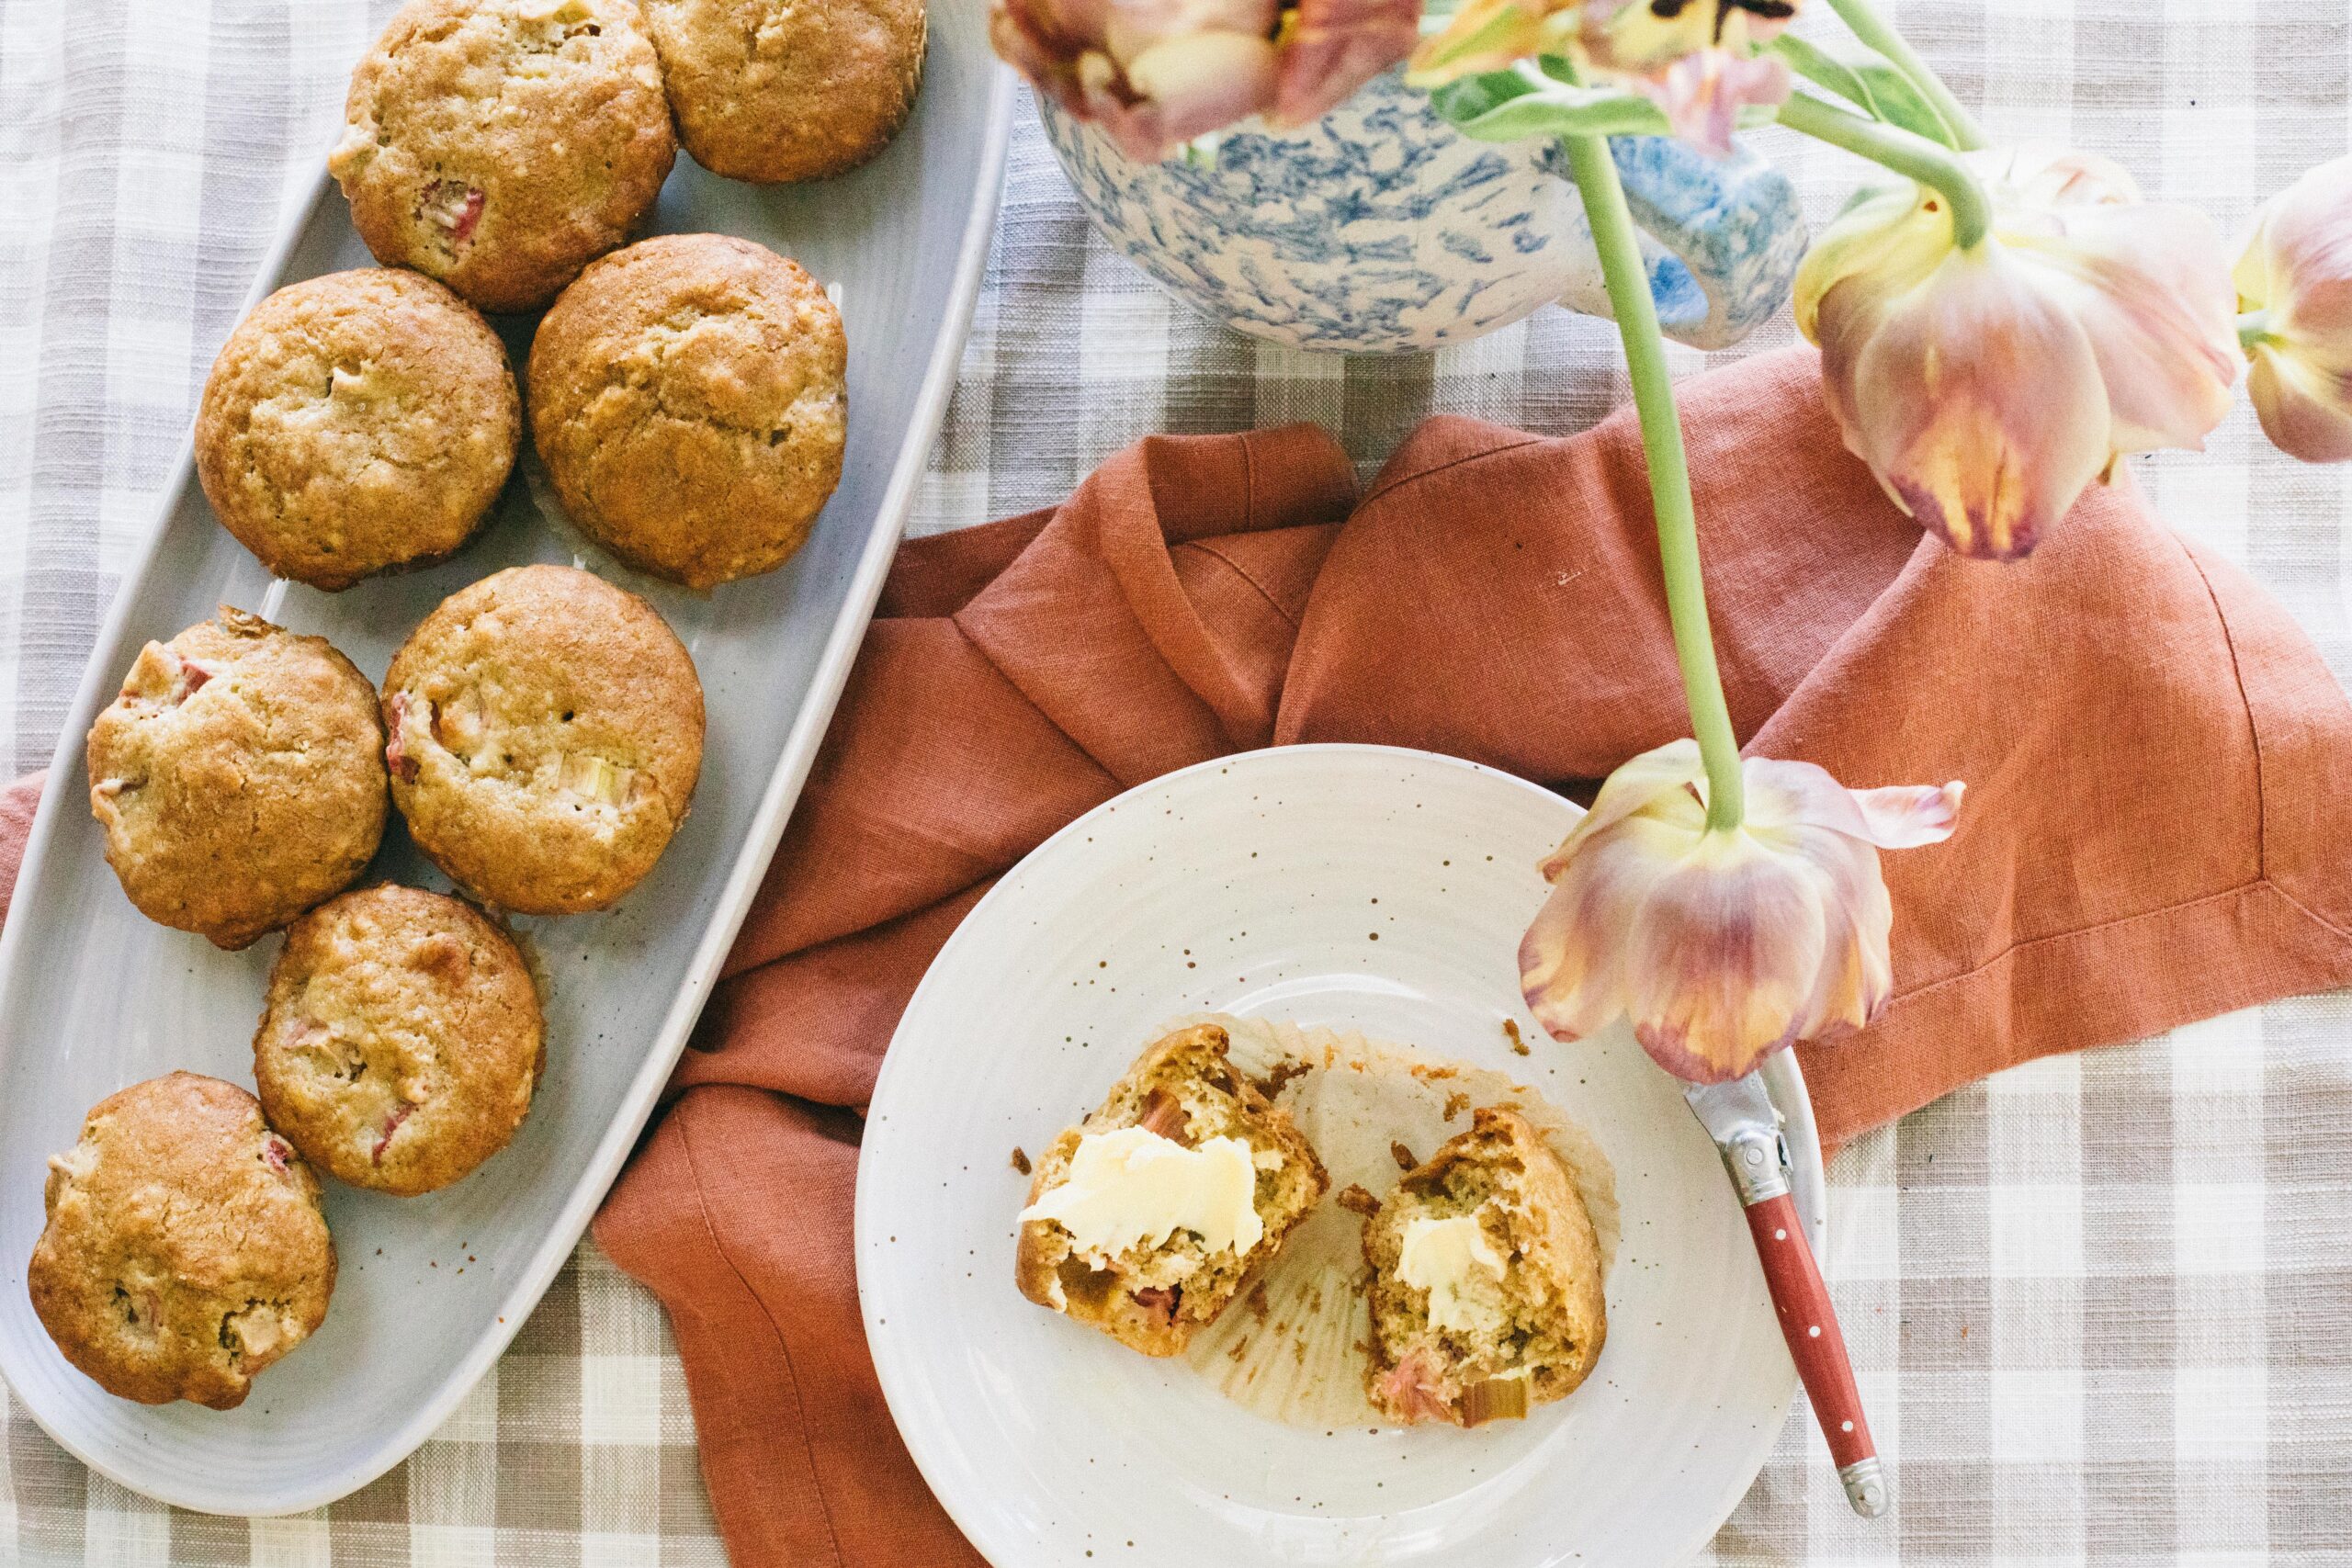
left=584, top=345, right=2352, bottom=1566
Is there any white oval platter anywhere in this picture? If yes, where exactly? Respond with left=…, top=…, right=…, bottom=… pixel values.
left=0, top=19, right=1013, bottom=1517
left=860, top=743, right=1826, bottom=1568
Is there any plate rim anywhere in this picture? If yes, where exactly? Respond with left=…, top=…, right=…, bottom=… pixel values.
left=0, top=61, right=1017, bottom=1517
left=858, top=740, right=1829, bottom=1567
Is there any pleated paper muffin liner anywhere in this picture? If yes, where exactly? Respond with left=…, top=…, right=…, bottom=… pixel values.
left=1175, top=1014, right=1617, bottom=1430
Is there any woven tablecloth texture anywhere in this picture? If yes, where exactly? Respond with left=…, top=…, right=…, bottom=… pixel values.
left=5, top=2, right=2351, bottom=1563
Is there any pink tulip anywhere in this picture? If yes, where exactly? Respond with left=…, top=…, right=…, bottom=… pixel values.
left=2236, top=154, right=2352, bottom=463
left=1796, top=147, right=2238, bottom=560
left=991, top=0, right=1418, bottom=163
left=1409, top=0, right=1797, bottom=154
left=1519, top=741, right=1962, bottom=1084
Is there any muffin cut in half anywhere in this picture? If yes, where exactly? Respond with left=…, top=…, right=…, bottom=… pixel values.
left=1362, top=1108, right=1607, bottom=1427
left=1016, top=1023, right=1328, bottom=1356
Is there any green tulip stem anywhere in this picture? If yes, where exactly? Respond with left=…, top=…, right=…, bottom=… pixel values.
left=1824, top=0, right=1987, bottom=150
left=2238, top=309, right=2276, bottom=352
left=1776, top=90, right=1993, bottom=250
left=1558, top=131, right=1746, bottom=833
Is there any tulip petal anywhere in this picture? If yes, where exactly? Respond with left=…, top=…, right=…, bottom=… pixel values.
left=2250, top=348, right=2352, bottom=464
left=1777, top=822, right=1894, bottom=1034
left=1272, top=0, right=1421, bottom=128
left=1102, top=0, right=1279, bottom=62
left=1123, top=31, right=1282, bottom=147
left=2011, top=202, right=2238, bottom=456
left=1621, top=831, right=1830, bottom=1082
left=1835, top=245, right=2113, bottom=560
left=1584, top=0, right=1798, bottom=76
left=1793, top=184, right=1955, bottom=432
left=1977, top=144, right=2140, bottom=212
left=1520, top=813, right=1687, bottom=1042
left=1841, top=780, right=1965, bottom=848
left=1406, top=0, right=1576, bottom=87
left=1537, top=738, right=1705, bottom=880
left=1633, top=49, right=1791, bottom=159
left=1746, top=758, right=1964, bottom=849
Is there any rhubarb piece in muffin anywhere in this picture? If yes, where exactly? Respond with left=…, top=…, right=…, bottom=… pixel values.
left=383, top=564, right=705, bottom=914
left=85, top=608, right=388, bottom=949
left=327, top=0, right=677, bottom=313
left=1362, top=1109, right=1607, bottom=1427
left=28, top=1073, right=336, bottom=1410
left=642, top=0, right=926, bottom=184
left=527, top=233, right=846, bottom=588
left=1015, top=1022, right=1328, bottom=1357
left=254, top=885, right=545, bottom=1196
left=195, top=268, right=520, bottom=590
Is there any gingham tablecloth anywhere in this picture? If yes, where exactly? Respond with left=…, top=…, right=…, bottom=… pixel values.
left=5, top=2, right=2350, bottom=1562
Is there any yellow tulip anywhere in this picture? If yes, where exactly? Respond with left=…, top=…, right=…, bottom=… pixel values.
left=1796, top=147, right=2238, bottom=559
left=2236, top=154, right=2352, bottom=464
left=1519, top=740, right=1962, bottom=1084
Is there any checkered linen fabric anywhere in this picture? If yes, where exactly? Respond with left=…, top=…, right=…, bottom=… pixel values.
left=5, top=1, right=2351, bottom=1562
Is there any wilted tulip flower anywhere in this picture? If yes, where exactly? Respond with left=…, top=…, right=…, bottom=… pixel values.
left=1410, top=0, right=1798, bottom=154
left=2236, top=154, right=2352, bottom=463
left=991, top=0, right=1419, bottom=164
left=1796, top=146, right=2238, bottom=560
left=1519, top=741, right=1962, bottom=1084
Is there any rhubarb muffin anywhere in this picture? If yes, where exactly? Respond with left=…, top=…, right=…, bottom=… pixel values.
left=1362, top=1109, right=1607, bottom=1427
left=642, top=0, right=926, bottom=183
left=195, top=268, right=520, bottom=590
left=527, top=233, right=846, bottom=588
left=327, top=0, right=676, bottom=314
left=1016, top=1022, right=1328, bottom=1357
left=85, top=608, right=388, bottom=949
left=28, top=1073, right=336, bottom=1410
left=254, top=886, right=545, bottom=1196
left=383, top=564, right=704, bottom=914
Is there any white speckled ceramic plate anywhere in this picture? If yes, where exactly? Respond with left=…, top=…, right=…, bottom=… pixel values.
left=0, top=17, right=1011, bottom=1517
left=859, top=744, right=1826, bottom=1568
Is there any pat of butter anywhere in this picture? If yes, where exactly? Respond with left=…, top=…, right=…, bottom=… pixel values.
left=1020, top=1127, right=1264, bottom=1258
left=1396, top=1211, right=1509, bottom=1335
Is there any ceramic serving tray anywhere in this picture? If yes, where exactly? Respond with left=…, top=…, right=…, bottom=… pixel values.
left=0, top=20, right=1012, bottom=1516
left=862, top=745, right=1826, bottom=1568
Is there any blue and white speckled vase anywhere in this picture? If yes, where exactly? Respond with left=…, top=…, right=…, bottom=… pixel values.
left=1038, top=70, right=1809, bottom=355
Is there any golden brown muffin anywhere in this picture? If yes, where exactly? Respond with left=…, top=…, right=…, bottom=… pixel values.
left=1016, top=1023, right=1328, bottom=1357
left=527, top=233, right=846, bottom=589
left=28, top=1073, right=336, bottom=1410
left=327, top=0, right=677, bottom=314
left=1361, top=1109, right=1607, bottom=1427
left=254, top=886, right=546, bottom=1196
left=195, top=268, right=520, bottom=591
left=642, top=0, right=926, bottom=183
left=383, top=564, right=705, bottom=914
left=85, top=609, right=388, bottom=950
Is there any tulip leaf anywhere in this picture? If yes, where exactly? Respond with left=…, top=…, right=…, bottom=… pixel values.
left=1427, top=68, right=1540, bottom=128
left=1771, top=34, right=1961, bottom=148
left=1430, top=70, right=1673, bottom=141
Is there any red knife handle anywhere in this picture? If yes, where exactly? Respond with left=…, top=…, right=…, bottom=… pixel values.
left=1744, top=1191, right=1888, bottom=1516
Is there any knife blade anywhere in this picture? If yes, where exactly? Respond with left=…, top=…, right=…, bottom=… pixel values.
left=1685, top=1070, right=1889, bottom=1518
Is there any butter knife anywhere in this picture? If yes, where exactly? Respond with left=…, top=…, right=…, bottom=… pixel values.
left=1684, top=1070, right=1888, bottom=1517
